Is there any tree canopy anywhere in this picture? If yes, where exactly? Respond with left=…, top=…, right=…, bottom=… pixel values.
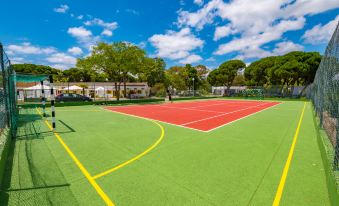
left=245, top=51, right=321, bottom=87
left=208, top=60, right=246, bottom=93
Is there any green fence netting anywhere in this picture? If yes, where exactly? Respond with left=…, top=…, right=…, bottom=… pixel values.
left=0, top=43, right=17, bottom=190
left=0, top=43, right=17, bottom=137
left=307, top=21, right=339, bottom=171
left=0, top=43, right=79, bottom=205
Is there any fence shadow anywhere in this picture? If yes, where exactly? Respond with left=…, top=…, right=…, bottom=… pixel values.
left=0, top=108, right=79, bottom=205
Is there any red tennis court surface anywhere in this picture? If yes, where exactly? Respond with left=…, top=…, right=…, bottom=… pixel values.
left=106, top=100, right=281, bottom=132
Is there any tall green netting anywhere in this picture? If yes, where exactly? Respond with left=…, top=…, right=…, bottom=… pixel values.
left=308, top=21, right=339, bottom=170
left=241, top=88, right=264, bottom=100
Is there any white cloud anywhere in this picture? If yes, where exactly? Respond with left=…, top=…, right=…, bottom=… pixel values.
left=214, top=17, right=305, bottom=57
left=177, top=0, right=339, bottom=60
left=138, top=41, right=147, bottom=49
left=302, top=15, right=339, bottom=45
left=179, top=54, right=202, bottom=64
left=194, top=0, right=204, bottom=6
left=7, top=42, right=57, bottom=55
left=83, top=18, right=118, bottom=39
left=68, top=47, right=83, bottom=55
left=101, top=29, right=113, bottom=36
left=177, top=0, right=220, bottom=30
left=178, top=0, right=339, bottom=32
left=272, top=41, right=304, bottom=56
left=6, top=42, right=77, bottom=70
left=54, top=5, right=69, bottom=13
left=206, top=57, right=216, bottom=62
left=77, top=15, right=84, bottom=20
left=149, top=28, right=204, bottom=60
left=67, top=26, right=100, bottom=49
left=50, top=64, right=69, bottom=70
left=11, top=57, right=25, bottom=64
left=68, top=26, right=92, bottom=38
left=46, top=53, right=77, bottom=67
left=213, top=24, right=236, bottom=41
left=84, top=18, right=118, bottom=30
left=283, top=0, right=339, bottom=18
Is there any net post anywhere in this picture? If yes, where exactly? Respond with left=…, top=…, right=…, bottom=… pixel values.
left=49, top=75, right=56, bottom=130
left=40, top=80, right=46, bottom=117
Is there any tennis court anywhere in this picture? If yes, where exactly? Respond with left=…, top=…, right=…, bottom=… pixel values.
left=107, top=99, right=281, bottom=131
left=0, top=99, right=332, bottom=205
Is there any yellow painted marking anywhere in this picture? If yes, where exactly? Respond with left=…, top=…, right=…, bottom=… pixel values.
left=36, top=108, right=114, bottom=206
left=272, top=102, right=307, bottom=206
left=93, top=120, right=165, bottom=179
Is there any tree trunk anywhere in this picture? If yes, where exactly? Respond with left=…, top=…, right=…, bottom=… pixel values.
left=280, top=80, right=285, bottom=97
left=117, top=83, right=121, bottom=101
left=290, top=85, right=294, bottom=97
left=123, top=79, right=127, bottom=98
left=114, top=82, right=120, bottom=101
left=227, top=85, right=231, bottom=96
left=298, top=83, right=309, bottom=98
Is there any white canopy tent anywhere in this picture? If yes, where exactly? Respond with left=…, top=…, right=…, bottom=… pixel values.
left=95, top=86, right=105, bottom=97
left=23, top=84, right=53, bottom=99
left=23, top=84, right=51, bottom=90
left=62, top=85, right=83, bottom=91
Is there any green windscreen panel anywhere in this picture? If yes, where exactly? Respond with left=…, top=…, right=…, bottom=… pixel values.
left=16, top=73, right=49, bottom=83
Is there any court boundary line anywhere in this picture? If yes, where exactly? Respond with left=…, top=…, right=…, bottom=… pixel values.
left=181, top=102, right=273, bottom=126
left=105, top=101, right=282, bottom=133
left=104, top=108, right=208, bottom=132
left=206, top=102, right=283, bottom=132
left=93, top=117, right=165, bottom=179
left=188, top=100, right=262, bottom=109
left=154, top=104, right=225, bottom=114
left=36, top=108, right=115, bottom=206
left=272, top=102, right=307, bottom=206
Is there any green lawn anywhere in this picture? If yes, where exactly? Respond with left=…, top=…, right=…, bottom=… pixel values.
left=0, top=100, right=332, bottom=205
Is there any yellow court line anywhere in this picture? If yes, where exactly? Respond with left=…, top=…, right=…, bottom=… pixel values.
left=36, top=108, right=114, bottom=206
left=272, top=102, right=307, bottom=206
left=93, top=120, right=165, bottom=179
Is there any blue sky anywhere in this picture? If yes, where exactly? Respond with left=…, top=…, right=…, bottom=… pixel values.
left=1, top=0, right=339, bottom=70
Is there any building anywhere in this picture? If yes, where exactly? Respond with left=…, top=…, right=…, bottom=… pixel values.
left=16, top=82, right=150, bottom=100
left=54, top=82, right=150, bottom=99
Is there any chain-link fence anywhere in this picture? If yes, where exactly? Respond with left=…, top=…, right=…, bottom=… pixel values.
left=0, top=43, right=17, bottom=187
left=0, top=43, right=17, bottom=139
left=308, top=21, right=339, bottom=171
left=211, top=85, right=307, bottom=99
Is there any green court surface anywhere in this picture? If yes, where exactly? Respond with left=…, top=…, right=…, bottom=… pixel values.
left=0, top=100, right=332, bottom=205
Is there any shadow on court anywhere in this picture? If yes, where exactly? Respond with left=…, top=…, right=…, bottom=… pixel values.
left=0, top=108, right=79, bottom=206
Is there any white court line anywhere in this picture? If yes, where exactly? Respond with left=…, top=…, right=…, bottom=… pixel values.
left=154, top=104, right=225, bottom=114
left=102, top=101, right=282, bottom=133
left=102, top=108, right=208, bottom=133
left=188, top=100, right=262, bottom=109
left=205, top=102, right=283, bottom=132
left=181, top=102, right=272, bottom=126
